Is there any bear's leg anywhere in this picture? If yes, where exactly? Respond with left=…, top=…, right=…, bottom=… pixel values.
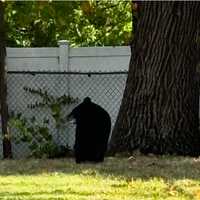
left=75, top=149, right=86, bottom=164
left=90, top=145, right=105, bottom=163
left=74, top=142, right=87, bottom=163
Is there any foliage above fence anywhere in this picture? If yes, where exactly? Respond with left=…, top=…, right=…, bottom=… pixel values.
left=5, top=1, right=132, bottom=47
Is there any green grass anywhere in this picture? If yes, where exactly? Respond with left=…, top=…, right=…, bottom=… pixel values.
left=0, top=155, right=200, bottom=200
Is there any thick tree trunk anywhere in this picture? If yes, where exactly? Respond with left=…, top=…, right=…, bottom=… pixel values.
left=110, top=2, right=200, bottom=156
left=0, top=2, right=12, bottom=158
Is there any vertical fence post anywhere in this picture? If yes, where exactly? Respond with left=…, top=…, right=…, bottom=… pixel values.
left=57, top=40, right=71, bottom=144
left=0, top=2, right=12, bottom=159
left=58, top=40, right=69, bottom=71
left=58, top=40, right=71, bottom=96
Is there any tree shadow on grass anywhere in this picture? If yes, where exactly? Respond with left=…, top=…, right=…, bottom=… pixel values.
left=0, top=155, right=199, bottom=181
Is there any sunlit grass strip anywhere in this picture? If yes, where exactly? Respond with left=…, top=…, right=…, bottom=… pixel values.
left=0, top=156, right=200, bottom=200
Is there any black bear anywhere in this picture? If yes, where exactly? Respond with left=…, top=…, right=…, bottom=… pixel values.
left=67, top=97, right=111, bottom=163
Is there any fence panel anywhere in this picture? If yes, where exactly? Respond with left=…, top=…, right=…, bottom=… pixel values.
left=7, top=71, right=128, bottom=158
left=3, top=43, right=131, bottom=158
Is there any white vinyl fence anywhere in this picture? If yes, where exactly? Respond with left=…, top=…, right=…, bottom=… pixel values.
left=1, top=41, right=131, bottom=158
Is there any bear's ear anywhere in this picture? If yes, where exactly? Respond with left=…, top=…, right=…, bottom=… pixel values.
left=83, top=97, right=91, bottom=103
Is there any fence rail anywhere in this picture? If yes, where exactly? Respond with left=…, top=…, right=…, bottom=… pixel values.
left=7, top=71, right=128, bottom=75
left=6, top=41, right=130, bottom=72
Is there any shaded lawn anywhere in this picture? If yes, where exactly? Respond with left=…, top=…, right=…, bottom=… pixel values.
left=0, top=155, right=200, bottom=199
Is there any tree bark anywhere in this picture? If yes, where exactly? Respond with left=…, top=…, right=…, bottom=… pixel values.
left=0, top=2, right=12, bottom=158
left=110, top=2, right=200, bottom=156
